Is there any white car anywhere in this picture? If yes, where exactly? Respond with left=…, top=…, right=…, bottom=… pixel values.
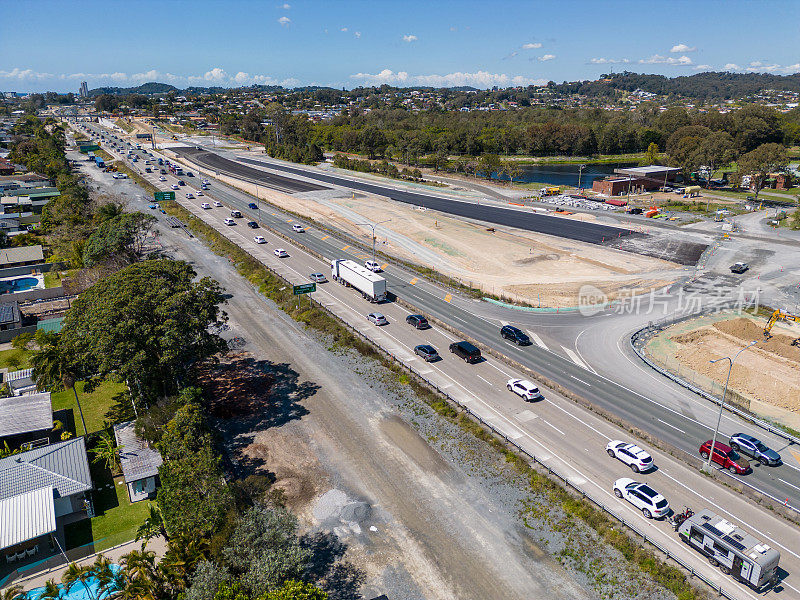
left=274, top=248, right=289, bottom=258
left=223, top=217, right=236, bottom=226
left=606, top=441, right=654, bottom=473
left=200, top=202, right=211, bottom=209
left=506, top=378, right=543, bottom=401
left=364, top=260, right=381, bottom=272
left=171, top=184, right=179, bottom=190
left=112, top=173, right=128, bottom=179
left=292, top=223, right=306, bottom=233
left=213, top=200, right=223, bottom=207
left=309, top=272, right=327, bottom=283
left=254, top=235, right=267, bottom=244
left=367, top=312, right=388, bottom=326
left=159, top=176, right=166, bottom=181
left=613, top=478, right=670, bottom=519
left=186, top=193, right=194, bottom=199
left=196, top=190, right=203, bottom=196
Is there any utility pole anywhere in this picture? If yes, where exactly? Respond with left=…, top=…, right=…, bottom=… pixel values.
left=355, top=219, right=391, bottom=267
left=577, top=164, right=586, bottom=191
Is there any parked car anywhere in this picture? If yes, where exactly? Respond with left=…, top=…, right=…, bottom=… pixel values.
left=606, top=441, right=654, bottom=473
left=274, top=248, right=289, bottom=258
left=248, top=202, right=258, bottom=210
left=292, top=223, right=306, bottom=233
left=367, top=312, right=388, bottom=326
left=309, top=272, right=327, bottom=283
left=613, top=478, right=670, bottom=519
left=500, top=325, right=531, bottom=345
left=730, top=262, right=749, bottom=274
left=699, top=440, right=751, bottom=474
left=186, top=171, right=194, bottom=177
left=506, top=378, right=543, bottom=401
left=247, top=221, right=259, bottom=229
left=364, top=260, right=381, bottom=272
left=224, top=218, right=236, bottom=226
left=145, top=167, right=152, bottom=173
left=213, top=200, right=223, bottom=207
left=449, top=341, right=482, bottom=363
left=728, top=433, right=780, bottom=465
left=160, top=169, right=167, bottom=174
left=405, top=314, right=430, bottom=329
left=414, top=344, right=440, bottom=362
left=254, top=235, right=266, bottom=244
left=200, top=202, right=211, bottom=209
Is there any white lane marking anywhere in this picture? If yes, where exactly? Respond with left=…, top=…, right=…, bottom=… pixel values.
left=528, top=331, right=549, bottom=350
left=573, top=329, right=598, bottom=374
left=477, top=375, right=494, bottom=387
left=778, top=478, right=800, bottom=493
left=545, top=400, right=610, bottom=440
left=562, top=345, right=591, bottom=370
left=500, top=320, right=509, bottom=326
left=569, top=374, right=592, bottom=387
left=542, top=419, right=566, bottom=436
left=486, top=361, right=512, bottom=378
left=657, top=419, right=686, bottom=435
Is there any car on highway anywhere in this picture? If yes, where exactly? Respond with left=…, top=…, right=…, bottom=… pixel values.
left=196, top=190, right=203, bottom=196
left=145, top=167, right=152, bottom=173
left=247, top=221, right=259, bottom=229
left=274, top=248, right=289, bottom=258
left=729, top=433, right=781, bottom=465
left=224, top=218, right=236, bottom=226
left=213, top=200, right=223, bottom=207
left=160, top=169, right=167, bottom=174
left=506, top=378, right=543, bottom=401
left=148, top=203, right=157, bottom=210
left=699, top=440, right=751, bottom=474
left=364, top=260, right=382, bottom=272
left=201, top=184, right=209, bottom=190
left=177, top=180, right=186, bottom=186
left=367, top=312, right=388, bottom=326
left=248, top=202, right=258, bottom=210
left=231, top=210, right=242, bottom=218
left=730, top=262, right=749, bottom=274
left=309, top=272, right=327, bottom=283
left=254, top=235, right=266, bottom=244
left=186, top=171, right=194, bottom=177
left=449, top=341, right=482, bottom=364
left=613, top=478, right=670, bottom=519
left=292, top=224, right=306, bottom=233
left=500, top=325, right=531, bottom=345
left=405, top=314, right=430, bottom=329
left=414, top=344, right=440, bottom=362
left=171, top=184, right=179, bottom=190
left=606, top=441, right=654, bottom=473
left=186, top=193, right=194, bottom=199
left=201, top=202, right=211, bottom=209
left=159, top=176, right=166, bottom=181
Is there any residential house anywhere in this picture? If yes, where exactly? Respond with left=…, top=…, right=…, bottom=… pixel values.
left=0, top=392, right=53, bottom=451
left=113, top=421, right=163, bottom=502
left=0, top=245, right=44, bottom=269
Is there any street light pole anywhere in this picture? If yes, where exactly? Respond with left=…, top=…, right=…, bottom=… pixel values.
left=577, top=164, right=586, bottom=191
left=355, top=219, right=391, bottom=266
left=704, top=340, right=758, bottom=472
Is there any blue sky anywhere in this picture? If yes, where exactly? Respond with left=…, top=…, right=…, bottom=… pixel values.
left=3, top=0, right=799, bottom=92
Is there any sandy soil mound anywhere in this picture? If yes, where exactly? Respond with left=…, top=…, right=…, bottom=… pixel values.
left=713, top=317, right=800, bottom=362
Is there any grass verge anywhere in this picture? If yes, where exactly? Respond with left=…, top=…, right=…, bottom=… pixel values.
left=51, top=379, right=128, bottom=436
left=161, top=197, right=707, bottom=599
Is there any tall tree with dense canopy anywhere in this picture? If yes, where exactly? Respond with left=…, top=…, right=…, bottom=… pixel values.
left=737, top=143, right=788, bottom=201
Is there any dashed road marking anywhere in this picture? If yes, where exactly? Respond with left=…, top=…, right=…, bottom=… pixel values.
left=477, top=375, right=494, bottom=386
left=342, top=245, right=350, bottom=251
left=444, top=293, right=452, bottom=303
left=528, top=332, right=548, bottom=350
left=562, top=345, right=590, bottom=370
left=380, top=263, right=388, bottom=270
left=321, top=235, right=329, bottom=240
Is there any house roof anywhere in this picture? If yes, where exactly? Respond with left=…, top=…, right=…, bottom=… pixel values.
left=0, top=392, right=52, bottom=438
left=0, top=486, right=56, bottom=550
left=0, top=437, right=93, bottom=501
left=0, top=301, right=20, bottom=325
left=114, top=421, right=163, bottom=483
left=0, top=245, right=44, bottom=266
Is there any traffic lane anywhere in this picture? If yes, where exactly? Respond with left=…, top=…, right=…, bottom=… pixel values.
left=173, top=194, right=791, bottom=600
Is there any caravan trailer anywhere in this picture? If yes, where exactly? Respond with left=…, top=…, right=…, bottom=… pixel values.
left=677, top=509, right=779, bottom=590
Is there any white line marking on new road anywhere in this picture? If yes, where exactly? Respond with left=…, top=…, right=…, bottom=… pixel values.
left=569, top=375, right=591, bottom=387
left=657, top=419, right=686, bottom=434
left=562, top=345, right=591, bottom=370
left=528, top=331, right=549, bottom=350
left=500, top=320, right=509, bottom=326
left=477, top=375, right=494, bottom=386
left=542, top=420, right=566, bottom=436
left=778, top=478, right=800, bottom=493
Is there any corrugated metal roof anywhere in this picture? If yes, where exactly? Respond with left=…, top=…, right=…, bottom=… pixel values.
left=0, top=301, right=20, bottom=325
left=0, top=438, right=92, bottom=501
left=0, top=486, right=56, bottom=549
left=0, top=392, right=52, bottom=438
left=114, top=421, right=162, bottom=482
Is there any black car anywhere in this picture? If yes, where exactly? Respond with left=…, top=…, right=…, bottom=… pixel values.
left=414, top=344, right=440, bottom=362
left=406, top=314, right=430, bottom=329
left=729, top=433, right=781, bottom=465
left=730, top=262, right=749, bottom=274
left=500, top=325, right=531, bottom=345
left=160, top=169, right=167, bottom=174
left=248, top=202, right=258, bottom=210
left=186, top=171, right=194, bottom=177
left=145, top=167, right=152, bottom=173
left=628, top=207, right=643, bottom=215
left=246, top=221, right=259, bottom=229
left=449, top=341, right=482, bottom=363
left=178, top=180, right=186, bottom=186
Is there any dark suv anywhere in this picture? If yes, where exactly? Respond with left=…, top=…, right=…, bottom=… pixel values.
left=500, top=325, right=531, bottom=346
left=406, top=314, right=429, bottom=329
left=449, top=341, right=482, bottom=363
left=729, top=433, right=781, bottom=465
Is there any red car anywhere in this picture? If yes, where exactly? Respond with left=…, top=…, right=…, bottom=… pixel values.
left=699, top=440, right=751, bottom=474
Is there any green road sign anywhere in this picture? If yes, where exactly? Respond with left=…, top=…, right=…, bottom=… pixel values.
left=293, top=283, right=316, bottom=295
left=154, top=191, right=175, bottom=201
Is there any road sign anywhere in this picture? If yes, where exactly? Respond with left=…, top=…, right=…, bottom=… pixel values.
left=154, top=191, right=175, bottom=201
left=293, top=283, right=316, bottom=295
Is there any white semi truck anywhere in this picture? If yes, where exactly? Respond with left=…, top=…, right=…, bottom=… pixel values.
left=331, top=259, right=387, bottom=302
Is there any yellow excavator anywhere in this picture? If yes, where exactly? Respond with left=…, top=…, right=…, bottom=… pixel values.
left=763, top=309, right=800, bottom=345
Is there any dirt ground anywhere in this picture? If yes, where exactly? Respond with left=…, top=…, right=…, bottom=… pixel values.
left=664, top=315, right=800, bottom=412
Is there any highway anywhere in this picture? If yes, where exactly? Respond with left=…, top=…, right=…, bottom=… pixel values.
left=77, top=121, right=800, bottom=599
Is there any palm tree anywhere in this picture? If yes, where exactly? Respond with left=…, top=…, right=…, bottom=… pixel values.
left=95, top=202, right=124, bottom=223
left=120, top=548, right=160, bottom=600
left=37, top=580, right=61, bottom=600
left=2, top=584, right=25, bottom=600
left=90, top=433, right=121, bottom=474
left=158, top=534, right=209, bottom=593
left=91, top=555, right=119, bottom=598
left=135, top=504, right=167, bottom=544
left=62, top=562, right=96, bottom=600
left=30, top=332, right=88, bottom=436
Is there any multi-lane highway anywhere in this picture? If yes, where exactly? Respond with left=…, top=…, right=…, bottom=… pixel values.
left=76, top=121, right=800, bottom=599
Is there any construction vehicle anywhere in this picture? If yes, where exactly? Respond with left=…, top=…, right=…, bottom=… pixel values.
left=763, top=309, right=800, bottom=345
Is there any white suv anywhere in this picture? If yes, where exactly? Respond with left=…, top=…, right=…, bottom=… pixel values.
left=364, top=260, right=381, bottom=272
left=606, top=441, right=654, bottom=473
left=506, top=378, right=543, bottom=401
left=613, top=478, right=669, bottom=519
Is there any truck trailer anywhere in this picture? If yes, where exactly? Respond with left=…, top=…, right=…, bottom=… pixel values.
left=331, top=259, right=387, bottom=302
left=677, top=509, right=779, bottom=590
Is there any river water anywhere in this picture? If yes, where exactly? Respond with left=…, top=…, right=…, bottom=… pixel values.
left=491, top=162, right=638, bottom=187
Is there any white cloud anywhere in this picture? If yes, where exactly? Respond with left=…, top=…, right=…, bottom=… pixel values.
left=350, top=69, right=546, bottom=88
left=724, top=63, right=741, bottom=70
left=279, top=2, right=290, bottom=8
left=354, top=31, right=361, bottom=38
left=449, top=26, right=457, bottom=32
left=589, top=57, right=630, bottom=64
left=340, top=27, right=348, bottom=32
left=693, top=64, right=712, bottom=70
left=538, top=54, right=556, bottom=61
left=203, top=68, right=228, bottom=83
left=670, top=43, right=696, bottom=53
left=749, top=61, right=763, bottom=67
left=522, top=42, right=542, bottom=49
left=0, top=68, right=54, bottom=81
left=130, top=70, right=162, bottom=83
left=639, top=54, right=693, bottom=65
left=277, top=16, right=290, bottom=26
left=402, top=34, right=417, bottom=43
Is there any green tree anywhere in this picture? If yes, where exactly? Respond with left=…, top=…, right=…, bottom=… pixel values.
left=61, top=563, right=97, bottom=600
left=37, top=580, right=61, bottom=600
left=698, top=131, right=737, bottom=186
left=2, top=585, right=25, bottom=600
left=82, top=213, right=156, bottom=267
left=60, top=260, right=227, bottom=402
left=640, top=142, right=660, bottom=166
left=737, top=143, right=788, bottom=202
left=95, top=202, right=125, bottom=223
left=136, top=504, right=168, bottom=543
left=478, top=153, right=501, bottom=180
left=265, top=581, right=328, bottom=600
left=90, top=432, right=122, bottom=473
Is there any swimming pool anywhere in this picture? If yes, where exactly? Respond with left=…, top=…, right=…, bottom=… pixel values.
left=0, top=277, right=40, bottom=294
left=26, top=566, right=119, bottom=600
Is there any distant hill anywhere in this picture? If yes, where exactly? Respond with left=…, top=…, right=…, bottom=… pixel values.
left=89, top=82, right=178, bottom=96
left=550, top=71, right=800, bottom=101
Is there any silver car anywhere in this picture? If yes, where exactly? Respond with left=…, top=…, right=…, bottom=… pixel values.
left=367, top=312, right=388, bottom=326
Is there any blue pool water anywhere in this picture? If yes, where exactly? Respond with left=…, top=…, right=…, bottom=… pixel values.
left=26, top=566, right=119, bottom=600
left=0, top=277, right=40, bottom=294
